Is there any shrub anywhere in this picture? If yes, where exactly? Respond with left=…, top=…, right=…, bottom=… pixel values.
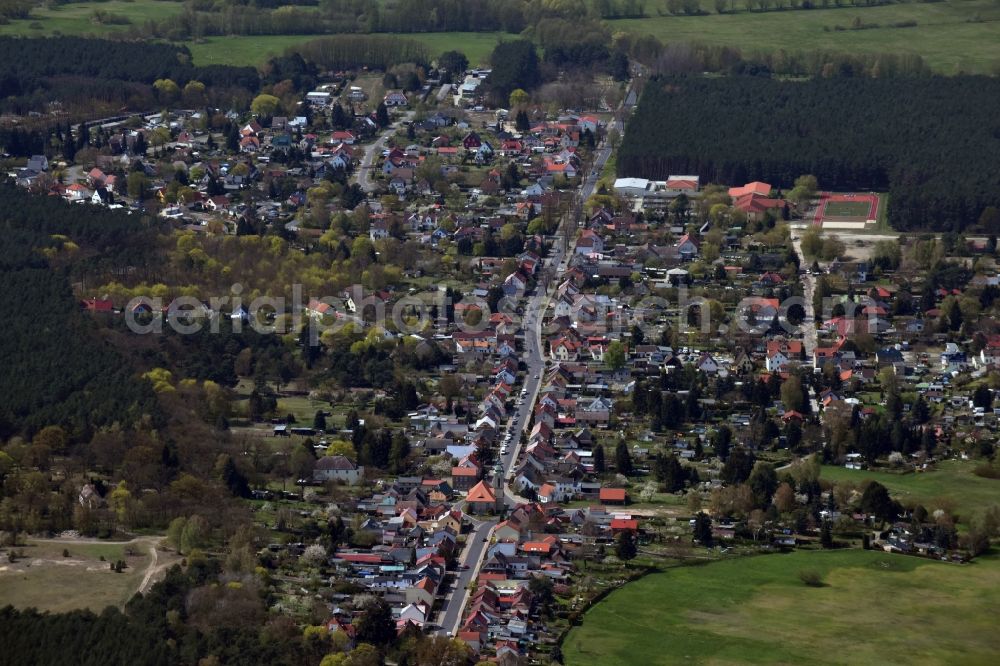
left=798, top=569, right=824, bottom=587
left=973, top=462, right=1000, bottom=479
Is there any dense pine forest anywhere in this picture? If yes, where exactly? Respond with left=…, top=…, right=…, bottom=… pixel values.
left=0, top=37, right=258, bottom=115
left=0, top=184, right=161, bottom=440
left=618, top=75, right=1000, bottom=232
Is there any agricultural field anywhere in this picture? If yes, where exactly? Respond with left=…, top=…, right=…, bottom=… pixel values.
left=0, top=537, right=174, bottom=613
left=608, top=0, right=1000, bottom=75
left=0, top=1, right=183, bottom=38
left=564, top=550, right=1000, bottom=665
left=0, top=0, right=510, bottom=69
left=819, top=460, right=1000, bottom=523
left=1, top=1, right=997, bottom=74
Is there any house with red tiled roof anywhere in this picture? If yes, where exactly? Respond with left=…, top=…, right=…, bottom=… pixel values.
left=465, top=479, right=502, bottom=514
left=766, top=339, right=804, bottom=371
left=664, top=175, right=699, bottom=194
left=331, top=130, right=355, bottom=144
left=575, top=229, right=604, bottom=255
left=599, top=488, right=628, bottom=505
left=728, top=181, right=771, bottom=198
left=611, top=518, right=639, bottom=534
left=458, top=630, right=484, bottom=653
left=451, top=464, right=481, bottom=491
left=675, top=233, right=700, bottom=260
left=81, top=298, right=114, bottom=313
left=734, top=193, right=785, bottom=221
left=494, top=520, right=522, bottom=542
left=404, top=575, right=437, bottom=608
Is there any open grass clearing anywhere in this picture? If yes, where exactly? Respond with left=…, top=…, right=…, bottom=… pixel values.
left=0, top=1, right=183, bottom=38
left=819, top=459, right=1000, bottom=522
left=0, top=537, right=175, bottom=613
left=564, top=549, right=1000, bottom=665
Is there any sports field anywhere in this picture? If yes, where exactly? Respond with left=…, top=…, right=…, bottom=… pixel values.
left=564, top=550, right=1000, bottom=666
left=822, top=199, right=872, bottom=218
left=815, top=192, right=879, bottom=227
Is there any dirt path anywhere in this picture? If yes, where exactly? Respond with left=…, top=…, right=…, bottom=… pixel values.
left=31, top=534, right=170, bottom=598
left=138, top=541, right=159, bottom=594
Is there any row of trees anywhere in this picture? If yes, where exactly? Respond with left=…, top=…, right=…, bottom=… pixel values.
left=0, top=37, right=258, bottom=116
left=119, top=0, right=639, bottom=40
left=619, top=75, right=1000, bottom=231
left=292, top=35, right=431, bottom=72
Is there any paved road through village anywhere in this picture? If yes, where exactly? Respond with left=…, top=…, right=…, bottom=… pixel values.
left=435, top=87, right=636, bottom=637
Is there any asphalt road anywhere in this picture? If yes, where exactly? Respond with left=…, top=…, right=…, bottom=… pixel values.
left=355, top=110, right=415, bottom=193
left=433, top=86, right=634, bottom=637
left=437, top=517, right=495, bottom=636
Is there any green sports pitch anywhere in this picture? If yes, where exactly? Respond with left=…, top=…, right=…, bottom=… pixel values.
left=822, top=200, right=874, bottom=219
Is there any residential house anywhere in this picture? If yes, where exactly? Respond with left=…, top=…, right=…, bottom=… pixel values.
left=313, top=455, right=364, bottom=484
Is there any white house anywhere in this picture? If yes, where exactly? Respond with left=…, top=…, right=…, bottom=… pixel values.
left=369, top=218, right=390, bottom=240
left=313, top=455, right=364, bottom=484
left=696, top=352, right=720, bottom=375
left=766, top=350, right=789, bottom=372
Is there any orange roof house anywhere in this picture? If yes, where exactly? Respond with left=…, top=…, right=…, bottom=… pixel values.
left=610, top=518, right=639, bottom=533
left=465, top=480, right=501, bottom=514
left=599, top=488, right=628, bottom=505
left=728, top=181, right=772, bottom=198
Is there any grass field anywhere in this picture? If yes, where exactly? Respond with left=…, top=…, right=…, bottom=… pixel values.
left=0, top=1, right=183, bottom=38
left=564, top=549, right=1000, bottom=665
left=823, top=200, right=872, bottom=218
left=2, top=1, right=996, bottom=72
left=0, top=0, right=511, bottom=67
left=820, top=460, right=1000, bottom=522
left=0, top=539, right=152, bottom=613
left=608, top=1, right=1000, bottom=74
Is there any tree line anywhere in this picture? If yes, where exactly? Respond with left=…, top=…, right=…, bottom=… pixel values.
left=618, top=75, right=1000, bottom=232
left=291, top=35, right=431, bottom=72
left=0, top=37, right=258, bottom=115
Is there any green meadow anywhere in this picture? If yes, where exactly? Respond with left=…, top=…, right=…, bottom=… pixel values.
left=564, top=549, right=1000, bottom=665
left=4, top=1, right=997, bottom=72
left=0, top=1, right=182, bottom=37
left=820, top=459, right=1000, bottom=522
left=608, top=0, right=1000, bottom=75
